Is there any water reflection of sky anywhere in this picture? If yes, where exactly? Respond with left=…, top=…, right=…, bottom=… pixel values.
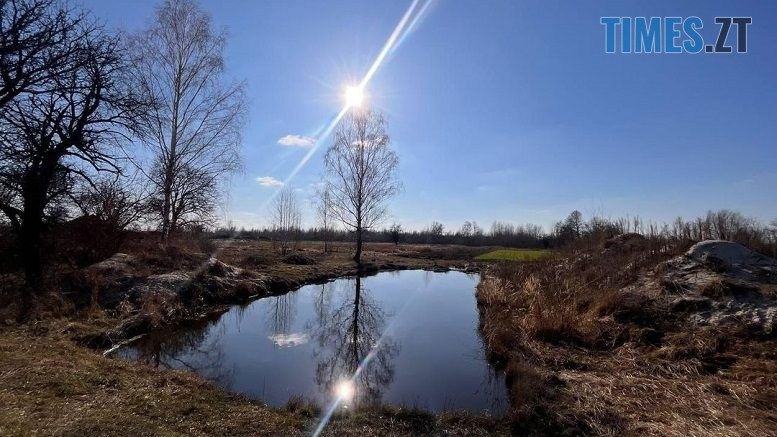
left=120, top=270, right=507, bottom=414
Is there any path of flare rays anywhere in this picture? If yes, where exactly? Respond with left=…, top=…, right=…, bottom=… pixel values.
left=262, top=0, right=433, bottom=210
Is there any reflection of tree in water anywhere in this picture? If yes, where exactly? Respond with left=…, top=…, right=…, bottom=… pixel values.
left=132, top=320, right=233, bottom=387
left=313, top=283, right=333, bottom=322
left=311, top=276, right=399, bottom=406
left=266, top=292, right=297, bottom=335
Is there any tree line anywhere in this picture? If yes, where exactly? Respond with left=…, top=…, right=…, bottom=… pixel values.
left=225, top=209, right=777, bottom=256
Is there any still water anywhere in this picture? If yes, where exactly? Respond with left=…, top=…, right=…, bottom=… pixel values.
left=119, top=270, right=507, bottom=413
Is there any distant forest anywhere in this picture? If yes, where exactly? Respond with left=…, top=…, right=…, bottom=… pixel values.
left=214, top=209, right=777, bottom=256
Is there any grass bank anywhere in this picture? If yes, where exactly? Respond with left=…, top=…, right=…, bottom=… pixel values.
left=0, top=325, right=508, bottom=435
left=476, top=236, right=777, bottom=435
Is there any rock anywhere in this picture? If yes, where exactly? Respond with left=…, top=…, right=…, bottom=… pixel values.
left=671, top=296, right=712, bottom=313
left=685, top=240, right=777, bottom=278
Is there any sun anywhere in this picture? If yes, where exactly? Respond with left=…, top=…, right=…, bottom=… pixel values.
left=344, top=85, right=364, bottom=108
left=335, top=380, right=355, bottom=401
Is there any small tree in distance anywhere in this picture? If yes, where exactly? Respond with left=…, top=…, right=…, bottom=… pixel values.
left=389, top=223, right=402, bottom=246
left=324, top=108, right=400, bottom=264
left=270, top=188, right=301, bottom=255
left=315, top=184, right=333, bottom=253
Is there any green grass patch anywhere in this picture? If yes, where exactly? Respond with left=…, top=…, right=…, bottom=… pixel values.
left=475, top=248, right=552, bottom=262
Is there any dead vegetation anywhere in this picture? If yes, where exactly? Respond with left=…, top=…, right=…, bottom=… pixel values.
left=0, top=325, right=509, bottom=435
left=1, top=233, right=487, bottom=355
left=477, top=235, right=777, bottom=435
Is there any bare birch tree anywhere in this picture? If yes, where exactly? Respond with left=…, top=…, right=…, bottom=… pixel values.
left=315, top=184, right=333, bottom=253
left=130, top=0, right=245, bottom=240
left=270, top=188, right=301, bottom=255
left=324, top=109, right=400, bottom=263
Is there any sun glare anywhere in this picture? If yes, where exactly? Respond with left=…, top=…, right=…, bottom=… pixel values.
left=344, top=85, right=364, bottom=108
left=335, top=380, right=355, bottom=401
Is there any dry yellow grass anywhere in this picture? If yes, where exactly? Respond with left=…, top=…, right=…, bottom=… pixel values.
left=476, top=241, right=777, bottom=435
left=0, top=325, right=510, bottom=436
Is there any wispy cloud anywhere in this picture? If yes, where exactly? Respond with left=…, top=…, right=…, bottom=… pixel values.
left=278, top=134, right=316, bottom=148
left=256, top=176, right=284, bottom=187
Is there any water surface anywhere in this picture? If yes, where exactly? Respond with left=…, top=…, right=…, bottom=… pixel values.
left=120, top=270, right=506, bottom=413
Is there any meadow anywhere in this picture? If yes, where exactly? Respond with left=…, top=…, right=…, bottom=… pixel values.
left=474, top=248, right=552, bottom=262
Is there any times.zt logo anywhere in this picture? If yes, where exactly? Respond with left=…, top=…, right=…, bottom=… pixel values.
left=600, top=17, right=751, bottom=54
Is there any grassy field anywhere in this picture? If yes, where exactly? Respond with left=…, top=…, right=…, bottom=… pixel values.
left=474, top=248, right=551, bottom=262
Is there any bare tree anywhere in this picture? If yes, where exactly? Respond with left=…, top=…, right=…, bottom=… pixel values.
left=389, top=223, right=401, bottom=246
left=428, top=221, right=444, bottom=244
left=148, top=161, right=218, bottom=231
left=270, top=188, right=301, bottom=255
left=0, top=0, right=86, bottom=107
left=130, top=0, right=245, bottom=241
left=0, top=10, right=143, bottom=305
left=315, top=184, right=333, bottom=253
left=324, top=109, right=400, bottom=263
left=71, top=173, right=149, bottom=232
left=459, top=221, right=473, bottom=238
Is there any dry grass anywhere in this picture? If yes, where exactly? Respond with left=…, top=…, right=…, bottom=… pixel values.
left=476, top=237, right=777, bottom=435
left=0, top=325, right=305, bottom=436
left=0, top=325, right=509, bottom=436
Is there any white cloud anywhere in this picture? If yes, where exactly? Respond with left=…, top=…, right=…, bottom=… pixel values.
left=256, top=176, right=284, bottom=187
left=277, top=134, right=316, bottom=147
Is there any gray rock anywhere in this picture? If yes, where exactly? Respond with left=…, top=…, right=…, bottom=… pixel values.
left=685, top=240, right=777, bottom=278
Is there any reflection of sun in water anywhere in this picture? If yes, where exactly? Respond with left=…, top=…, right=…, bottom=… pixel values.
left=335, top=380, right=355, bottom=401
left=344, top=85, right=364, bottom=108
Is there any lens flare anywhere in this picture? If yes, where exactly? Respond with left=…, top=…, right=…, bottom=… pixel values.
left=335, top=380, right=355, bottom=401
left=267, top=0, right=433, bottom=207
left=344, top=85, right=364, bottom=108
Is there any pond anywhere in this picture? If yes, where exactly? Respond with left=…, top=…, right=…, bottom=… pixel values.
left=119, top=270, right=507, bottom=414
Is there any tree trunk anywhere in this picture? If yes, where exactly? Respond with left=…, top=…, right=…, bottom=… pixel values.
left=160, top=178, right=172, bottom=242
left=354, top=226, right=363, bottom=264
left=18, top=189, right=45, bottom=320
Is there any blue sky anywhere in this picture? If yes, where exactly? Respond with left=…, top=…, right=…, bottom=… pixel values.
left=81, top=0, right=777, bottom=231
